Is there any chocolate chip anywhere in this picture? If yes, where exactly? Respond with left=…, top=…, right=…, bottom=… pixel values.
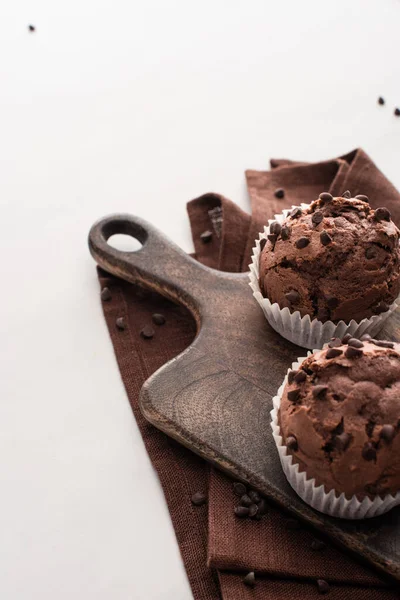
left=200, top=230, right=213, bottom=243
left=395, top=108, right=400, bottom=117
left=294, top=370, right=307, bottom=383
left=365, top=247, right=377, bottom=259
left=348, top=338, right=364, bottom=348
left=101, top=287, right=112, bottom=301
left=312, top=211, right=324, bottom=225
left=28, top=24, right=36, bottom=32
left=311, top=539, right=326, bottom=551
left=259, top=238, right=267, bottom=251
left=243, top=572, right=256, bottom=587
left=191, top=491, right=207, bottom=506
left=275, top=188, right=285, bottom=199
left=335, top=432, right=351, bottom=451
left=316, top=579, right=330, bottom=594
left=233, top=482, right=247, bottom=496
left=270, top=221, right=282, bottom=236
left=326, top=296, right=339, bottom=309
left=290, top=207, right=302, bottom=219
left=381, top=425, right=395, bottom=443
left=281, top=225, right=291, bottom=240
left=355, top=194, right=369, bottom=203
left=371, top=339, right=394, bottom=348
left=360, top=334, right=372, bottom=341
left=345, top=346, right=363, bottom=358
left=312, top=385, right=328, bottom=397
left=287, top=389, right=300, bottom=402
left=116, top=317, right=126, bottom=330
left=342, top=190, right=351, bottom=199
left=326, top=348, right=342, bottom=359
left=240, top=494, right=252, bottom=507
left=362, top=443, right=377, bottom=461
left=257, top=498, right=267, bottom=515
left=285, top=290, right=300, bottom=304
left=249, top=504, right=259, bottom=518
left=249, top=490, right=261, bottom=503
left=286, top=435, right=298, bottom=451
left=328, top=338, right=342, bottom=348
left=342, top=333, right=353, bottom=344
left=267, top=233, right=278, bottom=244
left=378, top=97, right=385, bottom=105
left=374, top=207, right=391, bottom=222
left=296, top=237, right=310, bottom=249
left=287, top=370, right=297, bottom=384
left=140, top=325, right=155, bottom=339
left=235, top=506, right=250, bottom=518
left=152, top=313, right=166, bottom=325
left=319, top=192, right=333, bottom=203
left=373, top=302, right=390, bottom=315
left=320, top=231, right=332, bottom=246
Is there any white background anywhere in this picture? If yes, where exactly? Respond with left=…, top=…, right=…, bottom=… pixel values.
left=0, top=1, right=399, bottom=598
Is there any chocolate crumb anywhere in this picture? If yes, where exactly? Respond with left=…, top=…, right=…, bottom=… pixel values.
left=320, top=231, right=332, bottom=246
left=28, top=24, right=36, bottom=32
left=312, top=385, right=328, bottom=397
left=395, top=108, right=400, bottom=117
left=249, top=490, right=261, bottom=503
left=233, top=482, right=247, bottom=496
left=316, top=579, right=330, bottom=594
left=342, top=333, right=353, bottom=344
left=240, top=494, right=252, bottom=507
left=312, top=210, right=324, bottom=225
left=267, top=233, right=278, bottom=245
left=101, top=287, right=112, bottom=301
left=342, top=190, right=352, bottom=199
left=140, top=325, right=155, bottom=339
left=373, top=302, right=390, bottom=315
left=286, top=435, right=298, bottom=451
left=311, top=540, right=326, bottom=551
left=378, top=97, right=385, bottom=105
left=290, top=207, right=302, bottom=219
left=281, top=226, right=291, bottom=240
left=116, top=317, right=126, bottom=331
left=347, top=338, right=363, bottom=348
left=335, top=432, right=351, bottom=451
left=359, top=211, right=366, bottom=218
left=152, top=313, right=166, bottom=326
left=328, top=338, right=342, bottom=348
left=274, top=188, right=285, bottom=199
left=355, top=194, right=369, bottom=203
left=285, top=290, right=300, bottom=304
left=243, top=572, right=256, bottom=587
left=191, top=491, right=207, bottom=506
left=200, top=230, right=213, bottom=244
left=288, top=370, right=297, bottom=384
left=287, top=389, right=300, bottom=402
left=296, top=237, right=310, bottom=249
left=294, top=370, right=307, bottom=383
left=374, top=207, right=391, bottom=222
left=362, top=443, right=377, bottom=462
left=235, top=506, right=250, bottom=518
left=345, top=346, right=363, bottom=358
left=259, top=238, right=267, bottom=251
left=381, top=425, right=395, bottom=443
left=248, top=504, right=259, bottom=518
left=319, top=192, right=333, bottom=203
left=326, top=348, right=342, bottom=359
left=270, top=221, right=282, bottom=236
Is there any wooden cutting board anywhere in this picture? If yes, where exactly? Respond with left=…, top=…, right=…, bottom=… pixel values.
left=89, top=213, right=400, bottom=584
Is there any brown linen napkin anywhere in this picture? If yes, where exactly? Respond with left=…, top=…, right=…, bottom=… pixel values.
left=96, top=148, right=400, bottom=599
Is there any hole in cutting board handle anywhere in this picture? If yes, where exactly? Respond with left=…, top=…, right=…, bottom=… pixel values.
left=107, top=233, right=143, bottom=252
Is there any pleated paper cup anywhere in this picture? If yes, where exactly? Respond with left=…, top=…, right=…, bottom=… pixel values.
left=270, top=354, right=400, bottom=519
left=249, top=205, right=399, bottom=350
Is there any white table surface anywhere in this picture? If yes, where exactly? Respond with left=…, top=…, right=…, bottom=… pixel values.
left=0, top=0, right=399, bottom=598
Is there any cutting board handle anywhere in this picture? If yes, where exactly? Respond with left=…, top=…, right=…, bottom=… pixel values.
left=88, top=213, right=222, bottom=322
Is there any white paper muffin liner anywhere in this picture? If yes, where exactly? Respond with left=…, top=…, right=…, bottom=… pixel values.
left=271, top=353, right=400, bottom=519
left=249, top=204, right=399, bottom=349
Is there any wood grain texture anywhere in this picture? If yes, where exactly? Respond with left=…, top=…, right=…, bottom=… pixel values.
left=89, top=213, right=400, bottom=584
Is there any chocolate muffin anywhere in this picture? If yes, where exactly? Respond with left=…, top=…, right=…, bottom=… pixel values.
left=279, top=337, right=400, bottom=499
left=259, top=193, right=400, bottom=323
